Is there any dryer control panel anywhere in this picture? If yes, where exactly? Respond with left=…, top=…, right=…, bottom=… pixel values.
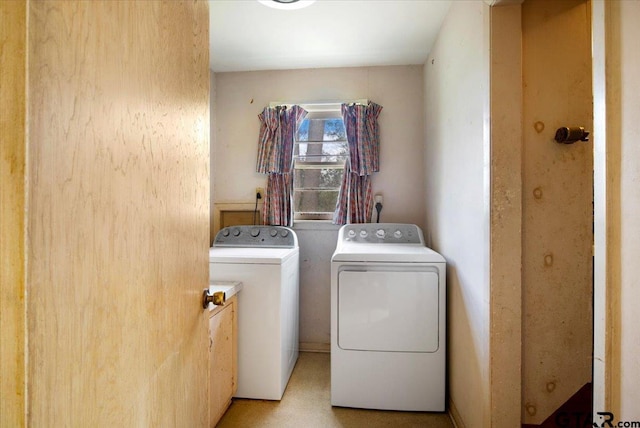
left=214, top=226, right=297, bottom=248
left=339, top=223, right=424, bottom=244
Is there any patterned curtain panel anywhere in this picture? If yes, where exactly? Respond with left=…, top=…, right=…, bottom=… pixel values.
left=333, top=102, right=383, bottom=224
left=256, top=105, right=307, bottom=225
left=263, top=173, right=293, bottom=226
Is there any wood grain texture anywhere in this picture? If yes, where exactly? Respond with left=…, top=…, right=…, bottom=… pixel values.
left=26, top=1, right=210, bottom=426
left=220, top=210, right=261, bottom=229
left=0, top=1, right=27, bottom=426
left=209, top=297, right=237, bottom=427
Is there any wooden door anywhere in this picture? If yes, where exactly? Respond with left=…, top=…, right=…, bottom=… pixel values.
left=25, top=1, right=210, bottom=426
left=0, top=1, right=27, bottom=425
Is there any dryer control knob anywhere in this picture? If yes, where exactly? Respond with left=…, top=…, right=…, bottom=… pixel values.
left=376, top=229, right=386, bottom=239
left=280, top=229, right=289, bottom=237
left=393, top=230, right=403, bottom=239
left=222, top=229, right=230, bottom=237
left=250, top=228, right=260, bottom=237
left=270, top=229, right=278, bottom=237
left=347, top=230, right=356, bottom=239
left=232, top=228, right=241, bottom=237
left=359, top=230, right=368, bottom=238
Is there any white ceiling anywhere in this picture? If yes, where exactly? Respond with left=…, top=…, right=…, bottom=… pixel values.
left=209, top=0, right=452, bottom=72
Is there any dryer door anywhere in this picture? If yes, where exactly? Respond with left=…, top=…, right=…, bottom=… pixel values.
left=337, top=269, right=439, bottom=353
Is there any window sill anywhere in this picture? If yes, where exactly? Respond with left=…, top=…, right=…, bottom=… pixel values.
left=292, top=220, right=341, bottom=231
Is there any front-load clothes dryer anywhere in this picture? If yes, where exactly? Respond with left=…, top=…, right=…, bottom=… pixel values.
left=209, top=225, right=299, bottom=400
left=331, top=223, right=446, bottom=411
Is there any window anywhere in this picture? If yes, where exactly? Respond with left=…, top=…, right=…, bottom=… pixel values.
left=293, top=105, right=348, bottom=220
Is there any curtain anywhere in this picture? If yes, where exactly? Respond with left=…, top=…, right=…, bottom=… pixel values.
left=256, top=105, right=307, bottom=226
left=333, top=102, right=383, bottom=224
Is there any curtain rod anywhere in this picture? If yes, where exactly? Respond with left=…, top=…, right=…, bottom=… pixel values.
left=269, top=99, right=369, bottom=108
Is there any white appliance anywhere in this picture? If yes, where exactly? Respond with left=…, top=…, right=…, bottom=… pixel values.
left=209, top=225, right=299, bottom=400
left=331, top=223, right=446, bottom=411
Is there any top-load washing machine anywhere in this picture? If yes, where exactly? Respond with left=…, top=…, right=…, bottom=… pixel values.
left=331, top=223, right=446, bottom=411
left=209, top=225, right=299, bottom=400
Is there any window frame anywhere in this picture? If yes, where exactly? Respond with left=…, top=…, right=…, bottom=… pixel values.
left=292, top=104, right=348, bottom=221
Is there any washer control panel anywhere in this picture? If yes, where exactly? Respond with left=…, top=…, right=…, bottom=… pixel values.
left=339, top=223, right=424, bottom=244
left=213, top=225, right=296, bottom=248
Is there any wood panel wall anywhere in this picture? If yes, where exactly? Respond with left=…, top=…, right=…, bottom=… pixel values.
left=489, top=4, right=523, bottom=426
left=522, top=0, right=593, bottom=423
left=24, top=1, right=210, bottom=425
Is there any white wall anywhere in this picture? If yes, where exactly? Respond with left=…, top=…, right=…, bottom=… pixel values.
left=593, top=0, right=640, bottom=419
left=423, top=2, right=491, bottom=426
left=213, top=66, right=425, bottom=226
left=210, top=72, right=217, bottom=244
left=295, top=223, right=339, bottom=349
left=212, top=65, right=426, bottom=347
left=616, top=1, right=640, bottom=416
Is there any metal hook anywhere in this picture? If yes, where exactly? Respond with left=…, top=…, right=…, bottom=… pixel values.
left=554, top=126, right=589, bottom=144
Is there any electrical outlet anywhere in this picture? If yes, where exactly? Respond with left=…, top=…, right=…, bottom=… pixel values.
left=256, top=187, right=264, bottom=198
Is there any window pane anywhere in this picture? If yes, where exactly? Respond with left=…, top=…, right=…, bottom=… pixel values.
left=293, top=112, right=347, bottom=219
left=296, top=118, right=346, bottom=142
left=323, top=119, right=346, bottom=141
left=295, top=143, right=348, bottom=162
left=294, top=168, right=344, bottom=189
left=297, top=120, right=309, bottom=142
left=294, top=189, right=340, bottom=214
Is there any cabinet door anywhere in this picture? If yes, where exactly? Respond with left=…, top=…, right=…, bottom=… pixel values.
left=209, top=298, right=237, bottom=427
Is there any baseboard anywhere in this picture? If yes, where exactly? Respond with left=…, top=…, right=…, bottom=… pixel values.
left=448, top=398, right=465, bottom=428
left=299, top=342, right=330, bottom=353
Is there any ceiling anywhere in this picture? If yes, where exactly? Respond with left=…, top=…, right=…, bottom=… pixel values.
left=209, top=0, right=452, bottom=73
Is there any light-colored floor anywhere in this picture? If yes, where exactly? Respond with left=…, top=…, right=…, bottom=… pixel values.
left=217, top=352, right=454, bottom=428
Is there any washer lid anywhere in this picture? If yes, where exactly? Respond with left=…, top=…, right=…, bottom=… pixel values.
left=209, top=246, right=298, bottom=264
left=332, top=243, right=445, bottom=263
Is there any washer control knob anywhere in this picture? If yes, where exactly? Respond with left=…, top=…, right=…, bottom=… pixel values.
left=376, top=229, right=386, bottom=239
left=232, top=228, right=241, bottom=237
left=359, top=230, right=368, bottom=238
left=347, top=230, right=356, bottom=239
left=250, top=228, right=260, bottom=237
left=393, top=230, right=403, bottom=239
left=270, top=229, right=278, bottom=237
left=280, top=229, right=289, bottom=238
left=222, top=229, right=230, bottom=237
